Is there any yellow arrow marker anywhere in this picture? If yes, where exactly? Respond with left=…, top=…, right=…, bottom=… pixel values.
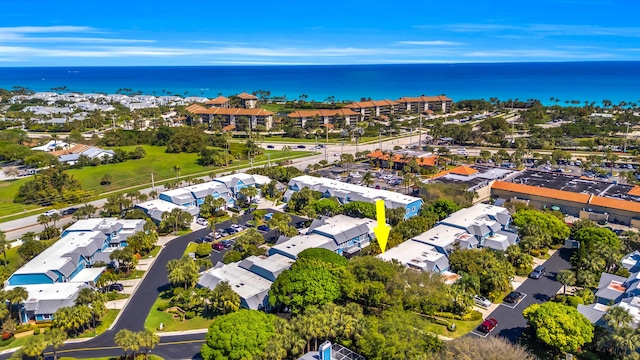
left=374, top=199, right=391, bottom=253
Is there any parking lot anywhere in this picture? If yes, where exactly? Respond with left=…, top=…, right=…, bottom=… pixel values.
left=314, top=163, right=412, bottom=194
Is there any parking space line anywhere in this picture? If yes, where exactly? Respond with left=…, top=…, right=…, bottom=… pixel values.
left=500, top=293, right=527, bottom=309
left=470, top=330, right=490, bottom=338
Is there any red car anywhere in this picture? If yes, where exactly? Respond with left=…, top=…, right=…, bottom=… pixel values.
left=478, top=318, right=498, bottom=333
left=212, top=242, right=224, bottom=251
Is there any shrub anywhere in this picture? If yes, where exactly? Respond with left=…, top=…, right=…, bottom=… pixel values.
left=567, top=296, right=584, bottom=308
left=530, top=249, right=541, bottom=257
left=447, top=323, right=457, bottom=332
left=0, top=335, right=14, bottom=346
left=462, top=310, right=483, bottom=321
left=185, top=311, right=196, bottom=319
left=33, top=328, right=40, bottom=335
left=1, top=332, right=11, bottom=341
left=195, top=243, right=212, bottom=258
left=157, top=303, right=168, bottom=311
left=434, top=318, right=450, bottom=326
left=575, top=288, right=595, bottom=305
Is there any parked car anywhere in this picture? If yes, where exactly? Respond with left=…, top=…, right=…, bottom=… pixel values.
left=225, top=227, right=237, bottom=234
left=257, top=225, right=270, bottom=232
left=245, top=222, right=255, bottom=228
left=503, top=291, right=525, bottom=304
left=214, top=232, right=222, bottom=240
left=529, top=265, right=546, bottom=279
left=61, top=207, right=78, bottom=216
left=231, top=224, right=242, bottom=230
left=212, top=242, right=224, bottom=251
left=221, top=240, right=233, bottom=248
left=43, top=209, right=59, bottom=217
left=375, top=185, right=381, bottom=189
left=109, top=283, right=124, bottom=292
left=195, top=237, right=206, bottom=244
left=196, top=217, right=208, bottom=226
left=477, top=318, right=498, bottom=333
left=473, top=295, right=492, bottom=308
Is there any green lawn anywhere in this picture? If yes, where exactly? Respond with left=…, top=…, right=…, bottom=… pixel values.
left=144, top=295, right=215, bottom=332
left=147, top=246, right=162, bottom=259
left=118, top=270, right=145, bottom=280
left=0, top=334, right=31, bottom=351
left=77, top=309, right=120, bottom=338
left=0, top=146, right=310, bottom=221
left=183, top=242, right=198, bottom=256
left=423, top=318, right=483, bottom=338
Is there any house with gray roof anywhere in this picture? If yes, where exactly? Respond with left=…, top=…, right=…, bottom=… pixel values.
left=197, top=254, right=294, bottom=310
left=378, top=240, right=450, bottom=273
left=269, top=215, right=377, bottom=259
left=4, top=283, right=90, bottom=322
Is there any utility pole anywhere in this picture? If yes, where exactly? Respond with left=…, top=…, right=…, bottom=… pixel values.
left=409, top=128, right=413, bottom=148
left=418, top=112, right=422, bottom=148
left=151, top=173, right=155, bottom=191
left=379, top=131, right=382, bottom=151
left=324, top=146, right=327, bottom=162
left=624, top=122, right=630, bottom=153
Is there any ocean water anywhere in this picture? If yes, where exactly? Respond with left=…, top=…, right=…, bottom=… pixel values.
left=1, top=62, right=639, bottom=105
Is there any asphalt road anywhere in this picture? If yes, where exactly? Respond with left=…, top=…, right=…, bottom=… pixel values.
left=478, top=247, right=574, bottom=342
left=0, top=209, right=308, bottom=360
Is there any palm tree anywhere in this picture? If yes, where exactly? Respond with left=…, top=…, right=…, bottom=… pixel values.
left=115, top=329, right=140, bottom=359
left=0, top=230, right=10, bottom=265
left=556, top=270, right=576, bottom=295
left=605, top=306, right=633, bottom=331
left=138, top=329, right=160, bottom=360
left=239, top=186, right=259, bottom=204
left=21, top=335, right=47, bottom=359
left=45, top=327, right=68, bottom=360
left=8, top=287, right=28, bottom=324
left=149, top=190, right=158, bottom=199
left=401, top=172, right=415, bottom=194
left=362, top=172, right=374, bottom=187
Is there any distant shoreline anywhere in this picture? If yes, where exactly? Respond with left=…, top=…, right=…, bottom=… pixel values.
left=1, top=62, right=640, bottom=105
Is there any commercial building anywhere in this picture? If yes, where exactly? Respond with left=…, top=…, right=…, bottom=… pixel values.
left=269, top=215, right=377, bottom=259
left=426, top=165, right=515, bottom=202
left=285, top=175, right=423, bottom=219
left=367, top=150, right=438, bottom=171
left=197, top=254, right=294, bottom=310
left=491, top=169, right=640, bottom=226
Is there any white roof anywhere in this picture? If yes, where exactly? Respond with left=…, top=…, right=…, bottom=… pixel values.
left=378, top=241, right=447, bottom=270
left=161, top=188, right=194, bottom=199
left=6, top=282, right=85, bottom=302
left=136, top=199, right=186, bottom=213
left=311, top=215, right=376, bottom=236
left=271, top=233, right=333, bottom=259
left=289, top=175, right=421, bottom=207
left=13, top=231, right=104, bottom=276
left=412, top=224, right=469, bottom=248
left=199, top=262, right=272, bottom=300
left=240, top=254, right=294, bottom=275
left=68, top=267, right=106, bottom=283
left=441, top=203, right=508, bottom=229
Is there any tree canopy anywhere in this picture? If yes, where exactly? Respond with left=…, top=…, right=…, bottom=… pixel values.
left=201, top=309, right=277, bottom=360
left=523, top=302, right=594, bottom=353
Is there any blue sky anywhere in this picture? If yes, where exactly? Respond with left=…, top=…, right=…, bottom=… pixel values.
left=2, top=0, right=640, bottom=66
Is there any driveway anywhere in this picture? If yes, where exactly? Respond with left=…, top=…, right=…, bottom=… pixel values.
left=477, top=247, right=574, bottom=342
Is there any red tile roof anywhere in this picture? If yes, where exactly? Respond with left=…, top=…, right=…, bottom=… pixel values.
left=432, top=165, right=478, bottom=179
left=237, top=92, right=258, bottom=100
left=367, top=150, right=438, bottom=167
left=287, top=109, right=358, bottom=118
left=222, top=124, right=236, bottom=131
left=186, top=105, right=273, bottom=116
left=589, top=196, right=640, bottom=213
left=628, top=186, right=640, bottom=196
left=396, top=95, right=452, bottom=103
left=347, top=99, right=398, bottom=108
left=205, top=96, right=229, bottom=105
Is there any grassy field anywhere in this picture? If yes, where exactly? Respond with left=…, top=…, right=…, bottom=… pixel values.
left=0, top=145, right=309, bottom=220
left=144, top=295, right=215, bottom=332
left=183, top=242, right=198, bottom=256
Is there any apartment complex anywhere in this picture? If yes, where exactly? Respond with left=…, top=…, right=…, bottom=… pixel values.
left=285, top=175, right=424, bottom=219
left=5, top=218, right=145, bottom=322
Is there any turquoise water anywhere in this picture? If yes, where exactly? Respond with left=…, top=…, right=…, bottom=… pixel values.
left=1, top=62, right=639, bottom=105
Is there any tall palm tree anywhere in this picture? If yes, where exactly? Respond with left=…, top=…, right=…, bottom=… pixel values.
left=362, top=172, right=374, bottom=187
left=139, top=329, right=160, bottom=360
left=0, top=231, right=10, bottom=265
left=115, top=329, right=140, bottom=359
left=45, top=327, right=68, bottom=360
left=8, top=287, right=28, bottom=324
left=556, top=270, right=576, bottom=295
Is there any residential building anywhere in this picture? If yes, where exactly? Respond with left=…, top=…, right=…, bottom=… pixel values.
left=237, top=92, right=258, bottom=109
left=135, top=199, right=190, bottom=223
left=439, top=203, right=517, bottom=250
left=491, top=169, right=640, bottom=226
left=4, top=283, right=91, bottom=322
left=378, top=240, right=450, bottom=272
left=345, top=99, right=399, bottom=118
left=286, top=175, right=423, bottom=219
left=213, top=173, right=271, bottom=198
left=269, top=215, right=377, bottom=259
left=186, top=104, right=274, bottom=130
left=205, top=96, right=230, bottom=108
left=396, top=95, right=453, bottom=113
left=48, top=144, right=115, bottom=165
left=62, top=218, right=146, bottom=247
left=197, top=254, right=294, bottom=310
left=286, top=109, right=360, bottom=128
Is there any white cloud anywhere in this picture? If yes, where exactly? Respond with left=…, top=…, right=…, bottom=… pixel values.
left=0, top=26, right=96, bottom=34
left=397, top=40, right=462, bottom=46
left=424, top=23, right=640, bottom=37
left=464, top=49, right=615, bottom=59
